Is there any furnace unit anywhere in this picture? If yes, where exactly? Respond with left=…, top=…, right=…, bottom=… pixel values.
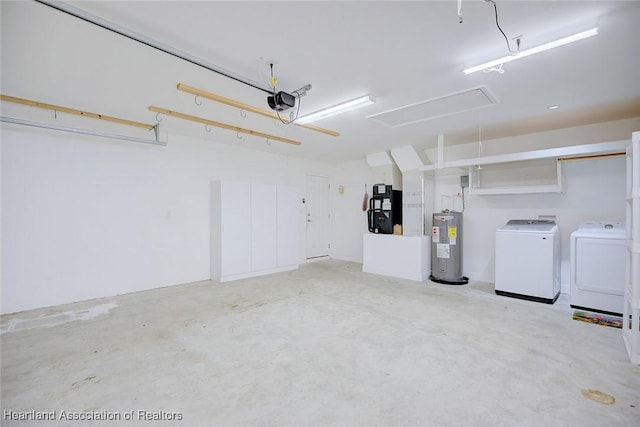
left=367, top=183, right=402, bottom=234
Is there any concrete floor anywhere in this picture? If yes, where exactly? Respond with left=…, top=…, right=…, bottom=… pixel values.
left=1, top=260, right=639, bottom=426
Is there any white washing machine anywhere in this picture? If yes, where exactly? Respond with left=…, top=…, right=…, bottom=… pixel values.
left=570, top=221, right=625, bottom=315
left=495, top=220, right=560, bottom=303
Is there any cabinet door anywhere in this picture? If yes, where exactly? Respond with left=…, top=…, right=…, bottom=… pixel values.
left=220, top=181, right=252, bottom=276
left=251, top=183, right=277, bottom=271
left=277, top=185, right=299, bottom=267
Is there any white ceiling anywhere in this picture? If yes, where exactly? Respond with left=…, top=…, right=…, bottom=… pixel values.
left=4, top=1, right=640, bottom=163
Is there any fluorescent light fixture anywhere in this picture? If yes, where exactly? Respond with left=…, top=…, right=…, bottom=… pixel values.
left=296, top=95, right=376, bottom=124
left=462, top=27, right=599, bottom=75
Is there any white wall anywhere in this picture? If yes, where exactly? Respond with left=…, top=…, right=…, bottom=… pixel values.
left=3, top=122, right=630, bottom=314
left=428, top=118, right=638, bottom=288
left=330, top=159, right=375, bottom=263
left=1, top=126, right=330, bottom=313
left=0, top=1, right=338, bottom=314
left=434, top=156, right=626, bottom=290
left=2, top=1, right=637, bottom=312
left=331, top=120, right=637, bottom=290
left=1, top=0, right=341, bottom=313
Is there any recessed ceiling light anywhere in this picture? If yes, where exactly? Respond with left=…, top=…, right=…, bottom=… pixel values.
left=548, top=105, right=560, bottom=110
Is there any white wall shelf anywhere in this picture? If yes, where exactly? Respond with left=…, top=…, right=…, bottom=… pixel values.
left=419, top=139, right=627, bottom=196
left=467, top=160, right=564, bottom=195
left=467, top=184, right=562, bottom=196
left=419, top=140, right=629, bottom=171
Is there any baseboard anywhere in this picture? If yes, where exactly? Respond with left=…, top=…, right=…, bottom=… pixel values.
left=216, top=264, right=299, bottom=282
left=326, top=253, right=361, bottom=263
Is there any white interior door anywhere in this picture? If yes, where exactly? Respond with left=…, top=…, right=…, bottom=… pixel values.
left=306, top=175, right=330, bottom=259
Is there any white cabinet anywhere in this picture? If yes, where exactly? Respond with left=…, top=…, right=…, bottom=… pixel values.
left=211, top=181, right=299, bottom=282
left=211, top=181, right=251, bottom=280
left=277, top=185, right=300, bottom=269
left=251, top=184, right=277, bottom=271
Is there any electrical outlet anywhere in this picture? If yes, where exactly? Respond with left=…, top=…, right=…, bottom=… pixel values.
left=460, top=175, right=469, bottom=188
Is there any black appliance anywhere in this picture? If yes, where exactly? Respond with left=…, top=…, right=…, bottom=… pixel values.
left=367, top=184, right=402, bottom=234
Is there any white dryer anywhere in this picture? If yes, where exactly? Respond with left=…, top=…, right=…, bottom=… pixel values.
left=495, top=220, right=560, bottom=304
left=570, top=221, right=625, bottom=315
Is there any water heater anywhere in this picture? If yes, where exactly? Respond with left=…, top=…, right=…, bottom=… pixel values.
left=430, top=211, right=469, bottom=285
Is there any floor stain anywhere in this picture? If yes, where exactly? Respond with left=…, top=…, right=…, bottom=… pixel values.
left=581, top=389, right=615, bottom=405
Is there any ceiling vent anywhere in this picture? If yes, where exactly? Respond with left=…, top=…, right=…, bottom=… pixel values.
left=367, top=86, right=498, bottom=128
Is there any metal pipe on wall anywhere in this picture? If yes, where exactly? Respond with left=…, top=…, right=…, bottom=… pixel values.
left=1, top=116, right=166, bottom=146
